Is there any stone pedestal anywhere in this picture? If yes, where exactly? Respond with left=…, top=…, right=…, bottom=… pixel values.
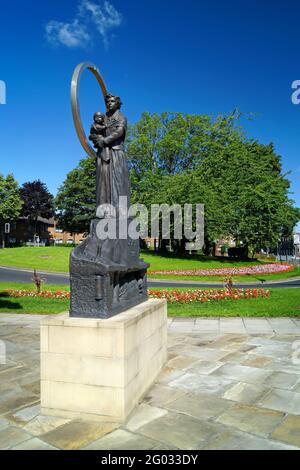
left=40, top=299, right=167, bottom=423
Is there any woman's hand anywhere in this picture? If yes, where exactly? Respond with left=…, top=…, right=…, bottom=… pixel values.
left=96, top=136, right=105, bottom=148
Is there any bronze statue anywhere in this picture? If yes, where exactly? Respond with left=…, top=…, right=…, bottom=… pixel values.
left=69, top=63, right=149, bottom=319
left=89, top=94, right=130, bottom=209
left=89, top=112, right=106, bottom=146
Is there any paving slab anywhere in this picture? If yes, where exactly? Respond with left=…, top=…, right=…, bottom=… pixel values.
left=223, top=382, right=271, bottom=405
left=263, top=371, right=300, bottom=390
left=186, top=360, right=223, bottom=375
left=179, top=346, right=229, bottom=361
left=220, top=351, right=249, bottom=364
left=8, top=404, right=40, bottom=426
left=242, top=355, right=273, bottom=368
left=167, top=355, right=200, bottom=370
left=166, top=392, right=233, bottom=420
left=220, top=318, right=246, bottom=334
left=23, top=415, right=71, bottom=436
left=156, top=366, right=185, bottom=385
left=83, top=429, right=158, bottom=450
left=169, top=372, right=234, bottom=396
left=268, top=318, right=300, bottom=334
left=271, top=415, right=300, bottom=447
left=0, top=418, right=9, bottom=432
left=0, top=392, right=39, bottom=416
left=212, top=363, right=272, bottom=384
left=125, top=404, right=168, bottom=432
left=40, top=420, right=118, bottom=450
left=259, top=389, right=300, bottom=415
left=243, top=319, right=274, bottom=334
left=193, top=319, right=219, bottom=332
left=0, top=426, right=32, bottom=450
left=143, top=384, right=185, bottom=408
left=11, top=437, right=58, bottom=450
left=265, top=358, right=300, bottom=375
left=202, top=428, right=298, bottom=450
left=216, top=403, right=284, bottom=437
left=138, top=412, right=219, bottom=450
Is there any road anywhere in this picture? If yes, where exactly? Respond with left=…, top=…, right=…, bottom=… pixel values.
left=1, top=266, right=300, bottom=289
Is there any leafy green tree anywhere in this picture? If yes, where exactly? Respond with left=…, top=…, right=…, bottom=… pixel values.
left=55, top=157, right=96, bottom=233
left=0, top=173, right=23, bottom=247
left=128, top=112, right=300, bottom=255
left=222, top=141, right=300, bottom=254
left=56, top=111, right=300, bottom=255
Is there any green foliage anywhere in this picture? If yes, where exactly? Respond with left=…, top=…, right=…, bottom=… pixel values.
left=55, top=111, right=300, bottom=251
left=20, top=180, right=54, bottom=237
left=55, top=157, right=96, bottom=233
left=0, top=174, right=23, bottom=244
left=127, top=111, right=299, bottom=253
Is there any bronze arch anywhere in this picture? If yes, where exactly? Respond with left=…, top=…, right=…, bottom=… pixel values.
left=71, top=62, right=108, bottom=159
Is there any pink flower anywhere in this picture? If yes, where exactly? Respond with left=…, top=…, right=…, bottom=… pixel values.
left=148, top=263, right=292, bottom=277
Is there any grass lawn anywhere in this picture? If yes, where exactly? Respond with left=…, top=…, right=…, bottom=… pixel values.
left=0, top=282, right=70, bottom=314
left=0, top=246, right=298, bottom=282
left=167, top=288, right=300, bottom=317
left=0, top=247, right=71, bottom=272
left=0, top=282, right=299, bottom=317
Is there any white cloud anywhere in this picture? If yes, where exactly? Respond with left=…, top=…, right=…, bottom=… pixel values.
left=46, top=19, right=90, bottom=48
left=45, top=1, right=122, bottom=49
left=80, top=0, right=122, bottom=48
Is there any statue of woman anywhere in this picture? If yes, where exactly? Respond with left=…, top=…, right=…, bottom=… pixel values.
left=90, top=94, right=130, bottom=214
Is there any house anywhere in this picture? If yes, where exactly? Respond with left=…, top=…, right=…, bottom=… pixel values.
left=294, top=233, right=300, bottom=257
left=48, top=219, right=87, bottom=245
left=8, top=216, right=54, bottom=246
left=5, top=217, right=86, bottom=247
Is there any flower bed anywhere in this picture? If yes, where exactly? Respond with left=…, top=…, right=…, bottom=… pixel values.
left=149, top=288, right=270, bottom=303
left=1, top=288, right=270, bottom=304
left=148, top=263, right=293, bottom=277
left=2, top=290, right=70, bottom=299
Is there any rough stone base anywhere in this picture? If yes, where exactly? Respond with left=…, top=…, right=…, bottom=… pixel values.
left=69, top=218, right=149, bottom=319
left=40, top=299, right=167, bottom=423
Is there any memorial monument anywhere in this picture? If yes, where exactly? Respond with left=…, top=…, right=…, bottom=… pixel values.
left=69, top=63, right=149, bottom=318
left=40, top=63, right=167, bottom=423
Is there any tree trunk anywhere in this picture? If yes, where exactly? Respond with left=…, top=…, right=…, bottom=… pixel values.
left=0, top=225, right=4, bottom=248
left=34, top=217, right=38, bottom=239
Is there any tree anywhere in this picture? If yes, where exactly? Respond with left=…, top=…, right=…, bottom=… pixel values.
left=20, top=180, right=54, bottom=238
left=128, top=111, right=300, bottom=255
left=55, top=111, right=300, bottom=255
left=55, top=157, right=96, bottom=233
left=0, top=173, right=23, bottom=247
left=199, top=139, right=300, bottom=254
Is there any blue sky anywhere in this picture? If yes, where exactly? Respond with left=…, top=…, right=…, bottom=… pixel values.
left=0, top=0, right=299, bottom=227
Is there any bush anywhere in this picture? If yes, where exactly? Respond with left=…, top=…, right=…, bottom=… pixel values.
left=228, top=246, right=248, bottom=259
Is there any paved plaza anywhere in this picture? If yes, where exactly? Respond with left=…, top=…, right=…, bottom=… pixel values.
left=0, top=314, right=300, bottom=450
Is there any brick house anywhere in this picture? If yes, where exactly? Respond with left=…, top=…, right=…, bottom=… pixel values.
left=7, top=217, right=54, bottom=246
left=5, top=218, right=86, bottom=247
left=48, top=219, right=87, bottom=245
